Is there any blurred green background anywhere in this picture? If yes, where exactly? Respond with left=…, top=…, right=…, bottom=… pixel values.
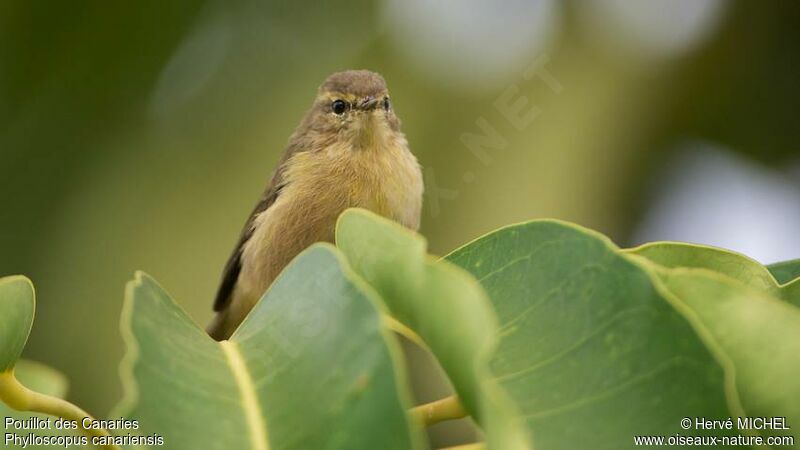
left=1, top=0, right=799, bottom=447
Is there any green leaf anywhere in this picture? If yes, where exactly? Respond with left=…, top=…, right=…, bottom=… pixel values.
left=768, top=258, right=800, bottom=285
left=11, top=360, right=69, bottom=398
left=0, top=276, right=35, bottom=372
left=0, top=280, right=84, bottom=450
left=0, top=360, right=82, bottom=450
left=446, top=221, right=734, bottom=450
left=335, top=209, right=532, bottom=450
left=627, top=242, right=779, bottom=294
left=628, top=243, right=799, bottom=307
left=653, top=268, right=800, bottom=444
left=115, top=244, right=423, bottom=450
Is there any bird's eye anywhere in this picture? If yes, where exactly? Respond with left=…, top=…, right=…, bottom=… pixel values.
left=331, top=100, right=348, bottom=115
left=383, top=97, right=391, bottom=111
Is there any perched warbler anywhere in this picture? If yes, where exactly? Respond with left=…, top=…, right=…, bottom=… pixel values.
left=208, top=70, right=424, bottom=340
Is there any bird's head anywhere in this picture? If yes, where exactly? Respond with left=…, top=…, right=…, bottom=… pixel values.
left=302, top=70, right=400, bottom=149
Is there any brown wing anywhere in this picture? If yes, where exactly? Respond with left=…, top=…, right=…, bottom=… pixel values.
left=212, top=138, right=306, bottom=312
left=212, top=178, right=283, bottom=312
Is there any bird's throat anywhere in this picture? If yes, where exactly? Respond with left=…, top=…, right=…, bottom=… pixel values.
left=353, top=113, right=388, bottom=150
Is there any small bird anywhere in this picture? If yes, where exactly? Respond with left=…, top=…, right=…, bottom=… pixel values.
left=208, top=70, right=424, bottom=340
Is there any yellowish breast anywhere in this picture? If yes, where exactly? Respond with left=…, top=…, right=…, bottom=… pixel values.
left=284, top=135, right=423, bottom=230
left=234, top=134, right=423, bottom=317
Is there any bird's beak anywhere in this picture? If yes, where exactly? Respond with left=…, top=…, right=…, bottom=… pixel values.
left=357, top=96, right=380, bottom=111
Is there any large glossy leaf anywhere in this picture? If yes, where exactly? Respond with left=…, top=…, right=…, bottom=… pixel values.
left=652, top=267, right=800, bottom=445
left=628, top=243, right=799, bottom=308
left=627, top=242, right=779, bottom=294
left=626, top=244, right=800, bottom=446
left=335, top=209, right=530, bottom=450
left=768, top=258, right=800, bottom=285
left=114, top=244, right=423, bottom=450
left=446, top=221, right=735, bottom=450
left=0, top=276, right=34, bottom=372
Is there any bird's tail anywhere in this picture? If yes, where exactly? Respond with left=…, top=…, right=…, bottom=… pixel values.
left=206, top=312, right=232, bottom=341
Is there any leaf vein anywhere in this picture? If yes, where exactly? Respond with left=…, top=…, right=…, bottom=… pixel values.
left=220, top=341, right=270, bottom=450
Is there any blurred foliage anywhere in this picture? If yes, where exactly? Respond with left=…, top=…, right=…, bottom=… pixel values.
left=0, top=2, right=798, bottom=447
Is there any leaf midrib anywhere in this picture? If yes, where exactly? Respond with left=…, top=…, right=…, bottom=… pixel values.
left=220, top=340, right=270, bottom=450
